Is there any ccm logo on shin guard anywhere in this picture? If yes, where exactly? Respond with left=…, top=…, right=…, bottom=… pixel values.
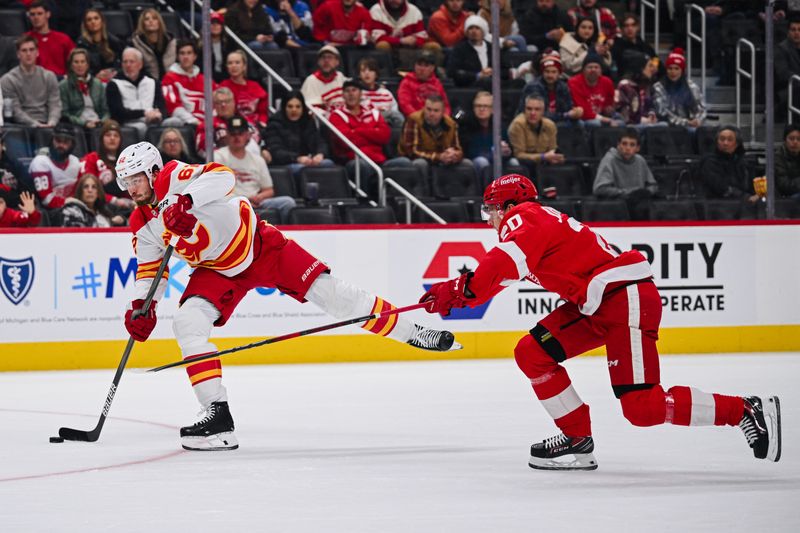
left=608, top=360, right=619, bottom=367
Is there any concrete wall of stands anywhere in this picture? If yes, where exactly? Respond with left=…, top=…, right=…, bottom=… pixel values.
left=1, top=222, right=798, bottom=371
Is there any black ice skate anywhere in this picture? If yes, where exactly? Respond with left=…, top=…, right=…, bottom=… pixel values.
left=528, top=433, right=598, bottom=471
left=180, top=401, right=239, bottom=451
left=407, top=325, right=462, bottom=351
left=740, top=396, right=781, bottom=462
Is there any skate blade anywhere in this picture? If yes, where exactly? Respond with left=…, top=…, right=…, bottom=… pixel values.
left=448, top=341, right=463, bottom=351
left=181, top=431, right=239, bottom=451
left=765, top=396, right=782, bottom=462
left=528, top=452, right=598, bottom=471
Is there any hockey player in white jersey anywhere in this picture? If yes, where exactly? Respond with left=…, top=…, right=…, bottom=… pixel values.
left=116, top=142, right=459, bottom=451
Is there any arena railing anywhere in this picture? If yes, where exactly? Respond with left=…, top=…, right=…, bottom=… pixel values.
left=789, top=75, right=800, bottom=124
left=735, top=38, right=757, bottom=142
left=686, top=4, right=707, bottom=98
left=640, top=0, right=660, bottom=56
left=159, top=0, right=446, bottom=224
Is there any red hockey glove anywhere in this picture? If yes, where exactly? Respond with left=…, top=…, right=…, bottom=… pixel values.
left=124, top=299, right=157, bottom=342
left=419, top=272, right=475, bottom=316
left=162, top=194, right=196, bottom=237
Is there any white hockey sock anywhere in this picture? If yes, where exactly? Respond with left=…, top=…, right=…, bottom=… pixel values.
left=305, top=273, right=414, bottom=343
left=174, top=297, right=228, bottom=407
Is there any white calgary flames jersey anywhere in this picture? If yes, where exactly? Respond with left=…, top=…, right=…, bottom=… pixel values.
left=129, top=160, right=258, bottom=301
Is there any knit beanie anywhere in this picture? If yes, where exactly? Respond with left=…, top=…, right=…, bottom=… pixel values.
left=539, top=51, right=563, bottom=73
left=582, top=50, right=603, bottom=69
left=464, top=14, right=489, bottom=37
left=666, top=47, right=686, bottom=72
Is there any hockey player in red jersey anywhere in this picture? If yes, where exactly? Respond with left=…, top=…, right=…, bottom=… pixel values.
left=420, top=174, right=781, bottom=470
left=116, top=142, right=460, bottom=451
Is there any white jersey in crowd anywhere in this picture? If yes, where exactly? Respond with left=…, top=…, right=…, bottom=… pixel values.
left=213, top=146, right=273, bottom=198
left=29, top=153, right=81, bottom=208
left=130, top=160, right=258, bottom=301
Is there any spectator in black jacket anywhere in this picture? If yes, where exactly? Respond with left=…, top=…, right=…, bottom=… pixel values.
left=776, top=16, right=800, bottom=120
left=225, top=0, right=277, bottom=51
left=447, top=15, right=510, bottom=89
left=611, top=14, right=658, bottom=79
left=518, top=0, right=573, bottom=53
left=76, top=8, right=124, bottom=83
left=777, top=124, right=800, bottom=200
left=265, top=90, right=332, bottom=177
left=700, top=126, right=758, bottom=203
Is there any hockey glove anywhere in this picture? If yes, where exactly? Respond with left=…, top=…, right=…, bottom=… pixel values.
left=162, top=194, right=196, bottom=237
left=125, top=299, right=157, bottom=342
left=419, top=272, right=475, bottom=316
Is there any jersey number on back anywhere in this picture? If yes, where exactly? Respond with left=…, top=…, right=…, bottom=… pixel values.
left=540, top=206, right=619, bottom=258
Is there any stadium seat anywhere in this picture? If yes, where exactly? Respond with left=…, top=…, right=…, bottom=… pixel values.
left=540, top=198, right=579, bottom=220
left=446, top=87, right=480, bottom=116
left=579, top=199, right=630, bottom=221
left=537, top=164, right=586, bottom=197
left=556, top=127, right=593, bottom=161
left=34, top=126, right=88, bottom=158
left=269, top=166, right=297, bottom=198
left=287, top=206, right=342, bottom=225
left=159, top=11, right=184, bottom=39
left=652, top=164, right=696, bottom=198
left=385, top=127, right=402, bottom=159
left=643, top=127, right=694, bottom=159
left=253, top=49, right=297, bottom=84
left=431, top=163, right=479, bottom=198
left=344, top=206, right=397, bottom=224
left=293, top=49, right=320, bottom=80
left=383, top=165, right=427, bottom=198
left=104, top=11, right=134, bottom=38
left=590, top=127, right=627, bottom=158
left=648, top=199, right=699, bottom=221
left=413, top=200, right=469, bottom=223
left=0, top=9, right=27, bottom=37
left=700, top=199, right=744, bottom=220
left=343, top=49, right=395, bottom=80
left=299, top=166, right=352, bottom=200
left=452, top=196, right=483, bottom=222
left=695, top=126, right=718, bottom=156
left=775, top=199, right=800, bottom=219
left=1, top=126, right=32, bottom=159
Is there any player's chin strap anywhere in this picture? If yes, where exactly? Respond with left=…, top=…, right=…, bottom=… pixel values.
left=144, top=302, right=429, bottom=373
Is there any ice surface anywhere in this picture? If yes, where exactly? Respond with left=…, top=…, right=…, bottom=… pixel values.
left=0, top=354, right=797, bottom=532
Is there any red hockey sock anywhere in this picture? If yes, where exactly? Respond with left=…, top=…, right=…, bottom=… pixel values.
left=665, top=386, right=742, bottom=426
left=532, top=366, right=592, bottom=437
left=360, top=297, right=398, bottom=337
left=185, top=352, right=222, bottom=387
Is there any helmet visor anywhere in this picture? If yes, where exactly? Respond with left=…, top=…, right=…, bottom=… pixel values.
left=116, top=172, right=149, bottom=193
left=480, top=204, right=501, bottom=221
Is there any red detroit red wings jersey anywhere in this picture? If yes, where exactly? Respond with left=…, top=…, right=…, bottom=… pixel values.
left=469, top=202, right=652, bottom=315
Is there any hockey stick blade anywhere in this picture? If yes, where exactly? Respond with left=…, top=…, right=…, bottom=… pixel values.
left=55, top=243, right=176, bottom=443
left=147, top=302, right=429, bottom=372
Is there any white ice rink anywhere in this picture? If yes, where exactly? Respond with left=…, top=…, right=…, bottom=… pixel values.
left=0, top=353, right=797, bottom=533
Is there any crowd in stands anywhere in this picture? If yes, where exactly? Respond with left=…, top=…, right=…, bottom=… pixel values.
left=0, top=0, right=798, bottom=228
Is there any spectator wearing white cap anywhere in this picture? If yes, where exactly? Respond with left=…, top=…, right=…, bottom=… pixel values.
left=300, top=45, right=346, bottom=116
left=446, top=15, right=511, bottom=89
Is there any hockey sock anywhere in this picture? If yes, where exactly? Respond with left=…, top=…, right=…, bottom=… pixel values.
left=175, top=297, right=228, bottom=407
left=666, top=386, right=747, bottom=426
left=305, top=273, right=414, bottom=343
left=532, top=367, right=592, bottom=437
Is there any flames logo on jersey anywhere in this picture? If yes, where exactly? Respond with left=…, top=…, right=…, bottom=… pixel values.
left=422, top=242, right=493, bottom=320
left=165, top=225, right=212, bottom=266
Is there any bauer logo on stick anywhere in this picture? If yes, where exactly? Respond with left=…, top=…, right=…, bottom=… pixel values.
left=0, top=257, right=35, bottom=305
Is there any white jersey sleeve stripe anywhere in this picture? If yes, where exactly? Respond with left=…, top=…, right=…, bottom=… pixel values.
left=626, top=284, right=645, bottom=384
left=579, top=260, right=653, bottom=316
left=495, top=240, right=530, bottom=280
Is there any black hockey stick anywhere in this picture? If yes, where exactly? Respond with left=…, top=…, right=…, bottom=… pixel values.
left=58, top=243, right=176, bottom=442
left=146, top=302, right=428, bottom=373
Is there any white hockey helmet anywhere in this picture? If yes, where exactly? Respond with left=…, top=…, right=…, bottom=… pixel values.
left=115, top=141, right=163, bottom=191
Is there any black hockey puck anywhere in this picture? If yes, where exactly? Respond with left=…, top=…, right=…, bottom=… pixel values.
left=49, top=436, right=64, bottom=443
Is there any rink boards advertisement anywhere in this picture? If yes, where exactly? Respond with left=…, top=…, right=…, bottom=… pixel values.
left=1, top=223, right=799, bottom=370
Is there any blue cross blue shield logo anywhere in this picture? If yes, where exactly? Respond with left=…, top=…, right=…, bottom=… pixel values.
left=0, top=257, right=35, bottom=305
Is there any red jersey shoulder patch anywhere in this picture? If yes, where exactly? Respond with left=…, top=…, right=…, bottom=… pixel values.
left=129, top=205, right=158, bottom=234
left=153, top=160, right=180, bottom=201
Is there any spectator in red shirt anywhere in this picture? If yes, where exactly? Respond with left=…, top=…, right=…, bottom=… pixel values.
left=428, top=0, right=472, bottom=48
left=26, top=0, right=75, bottom=78
left=567, top=52, right=622, bottom=126
left=329, top=79, right=411, bottom=198
left=0, top=186, right=41, bottom=228
left=312, top=0, right=374, bottom=47
left=397, top=50, right=451, bottom=117
left=221, top=50, right=269, bottom=130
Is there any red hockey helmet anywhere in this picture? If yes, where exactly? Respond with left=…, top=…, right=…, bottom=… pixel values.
left=482, top=174, right=538, bottom=218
